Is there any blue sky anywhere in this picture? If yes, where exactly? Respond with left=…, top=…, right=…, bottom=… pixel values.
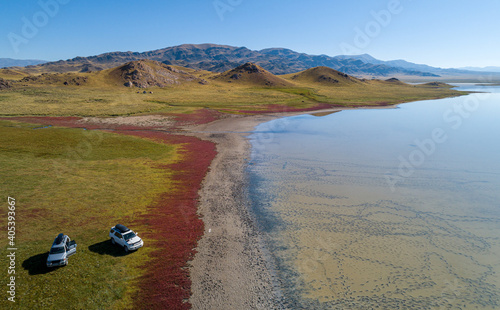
left=0, top=0, right=498, bottom=68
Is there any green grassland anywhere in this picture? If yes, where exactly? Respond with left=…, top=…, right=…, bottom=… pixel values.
left=304, top=80, right=463, bottom=106
left=0, top=120, right=178, bottom=309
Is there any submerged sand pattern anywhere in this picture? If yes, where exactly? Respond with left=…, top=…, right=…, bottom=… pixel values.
left=251, top=159, right=500, bottom=309
left=250, top=90, right=500, bottom=309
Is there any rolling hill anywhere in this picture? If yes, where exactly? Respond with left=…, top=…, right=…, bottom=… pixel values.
left=212, top=62, right=293, bottom=87
left=10, top=60, right=209, bottom=89
left=3, top=60, right=458, bottom=93
left=282, top=66, right=364, bottom=86
left=108, top=60, right=206, bottom=88
left=0, top=78, right=12, bottom=89
left=0, top=57, right=465, bottom=117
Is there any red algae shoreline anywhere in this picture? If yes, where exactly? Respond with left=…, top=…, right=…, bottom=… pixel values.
left=120, top=130, right=216, bottom=310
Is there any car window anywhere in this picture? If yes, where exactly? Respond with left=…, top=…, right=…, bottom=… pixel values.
left=114, top=232, right=122, bottom=238
left=49, top=247, right=65, bottom=254
left=123, top=232, right=136, bottom=241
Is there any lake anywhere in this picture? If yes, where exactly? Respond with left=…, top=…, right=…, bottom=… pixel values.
left=249, top=84, right=500, bottom=309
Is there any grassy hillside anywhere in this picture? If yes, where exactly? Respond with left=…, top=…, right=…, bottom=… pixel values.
left=281, top=66, right=364, bottom=86
left=303, top=78, right=462, bottom=107
left=0, top=68, right=30, bottom=80
left=107, top=60, right=206, bottom=88
left=0, top=63, right=465, bottom=117
left=212, top=62, right=294, bottom=87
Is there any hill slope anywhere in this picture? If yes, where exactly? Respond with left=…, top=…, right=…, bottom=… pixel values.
left=282, top=66, right=364, bottom=86
left=212, top=62, right=293, bottom=87
left=13, top=60, right=207, bottom=89
left=0, top=78, right=12, bottom=90
left=108, top=60, right=205, bottom=88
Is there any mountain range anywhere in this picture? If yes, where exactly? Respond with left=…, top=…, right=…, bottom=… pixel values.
left=459, top=66, right=500, bottom=73
left=0, top=58, right=47, bottom=68
left=4, top=44, right=500, bottom=80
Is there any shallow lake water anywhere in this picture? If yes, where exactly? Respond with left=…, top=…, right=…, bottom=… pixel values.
left=249, top=84, right=500, bottom=309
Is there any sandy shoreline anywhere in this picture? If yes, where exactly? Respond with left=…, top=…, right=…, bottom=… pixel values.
left=185, top=108, right=358, bottom=309
left=186, top=106, right=400, bottom=309
left=186, top=114, right=285, bottom=309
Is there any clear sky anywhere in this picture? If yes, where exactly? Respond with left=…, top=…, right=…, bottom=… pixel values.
left=0, top=0, right=498, bottom=68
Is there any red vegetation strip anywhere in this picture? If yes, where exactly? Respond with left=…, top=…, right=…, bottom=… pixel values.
left=120, top=130, right=216, bottom=310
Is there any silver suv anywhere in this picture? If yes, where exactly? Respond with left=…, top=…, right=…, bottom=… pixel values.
left=109, top=224, right=144, bottom=253
left=46, top=233, right=77, bottom=267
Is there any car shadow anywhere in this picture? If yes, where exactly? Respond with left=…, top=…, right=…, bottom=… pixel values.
left=22, top=252, right=58, bottom=275
left=88, top=240, right=130, bottom=257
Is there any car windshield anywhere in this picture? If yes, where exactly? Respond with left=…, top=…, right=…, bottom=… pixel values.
left=49, top=247, right=65, bottom=254
left=123, top=232, right=136, bottom=241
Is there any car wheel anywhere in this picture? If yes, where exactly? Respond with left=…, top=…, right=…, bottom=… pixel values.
left=124, top=246, right=129, bottom=253
left=111, top=238, right=116, bottom=245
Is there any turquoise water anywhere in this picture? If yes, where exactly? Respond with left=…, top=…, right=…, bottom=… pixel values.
left=249, top=85, right=500, bottom=309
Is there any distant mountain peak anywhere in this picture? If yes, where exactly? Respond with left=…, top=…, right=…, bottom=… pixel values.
left=335, top=53, right=379, bottom=62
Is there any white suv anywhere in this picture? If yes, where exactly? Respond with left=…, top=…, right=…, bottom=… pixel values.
left=46, top=233, right=77, bottom=267
left=109, top=224, right=144, bottom=253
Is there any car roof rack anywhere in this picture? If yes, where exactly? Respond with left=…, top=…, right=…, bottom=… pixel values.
left=55, top=233, right=64, bottom=245
left=115, top=224, right=130, bottom=233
